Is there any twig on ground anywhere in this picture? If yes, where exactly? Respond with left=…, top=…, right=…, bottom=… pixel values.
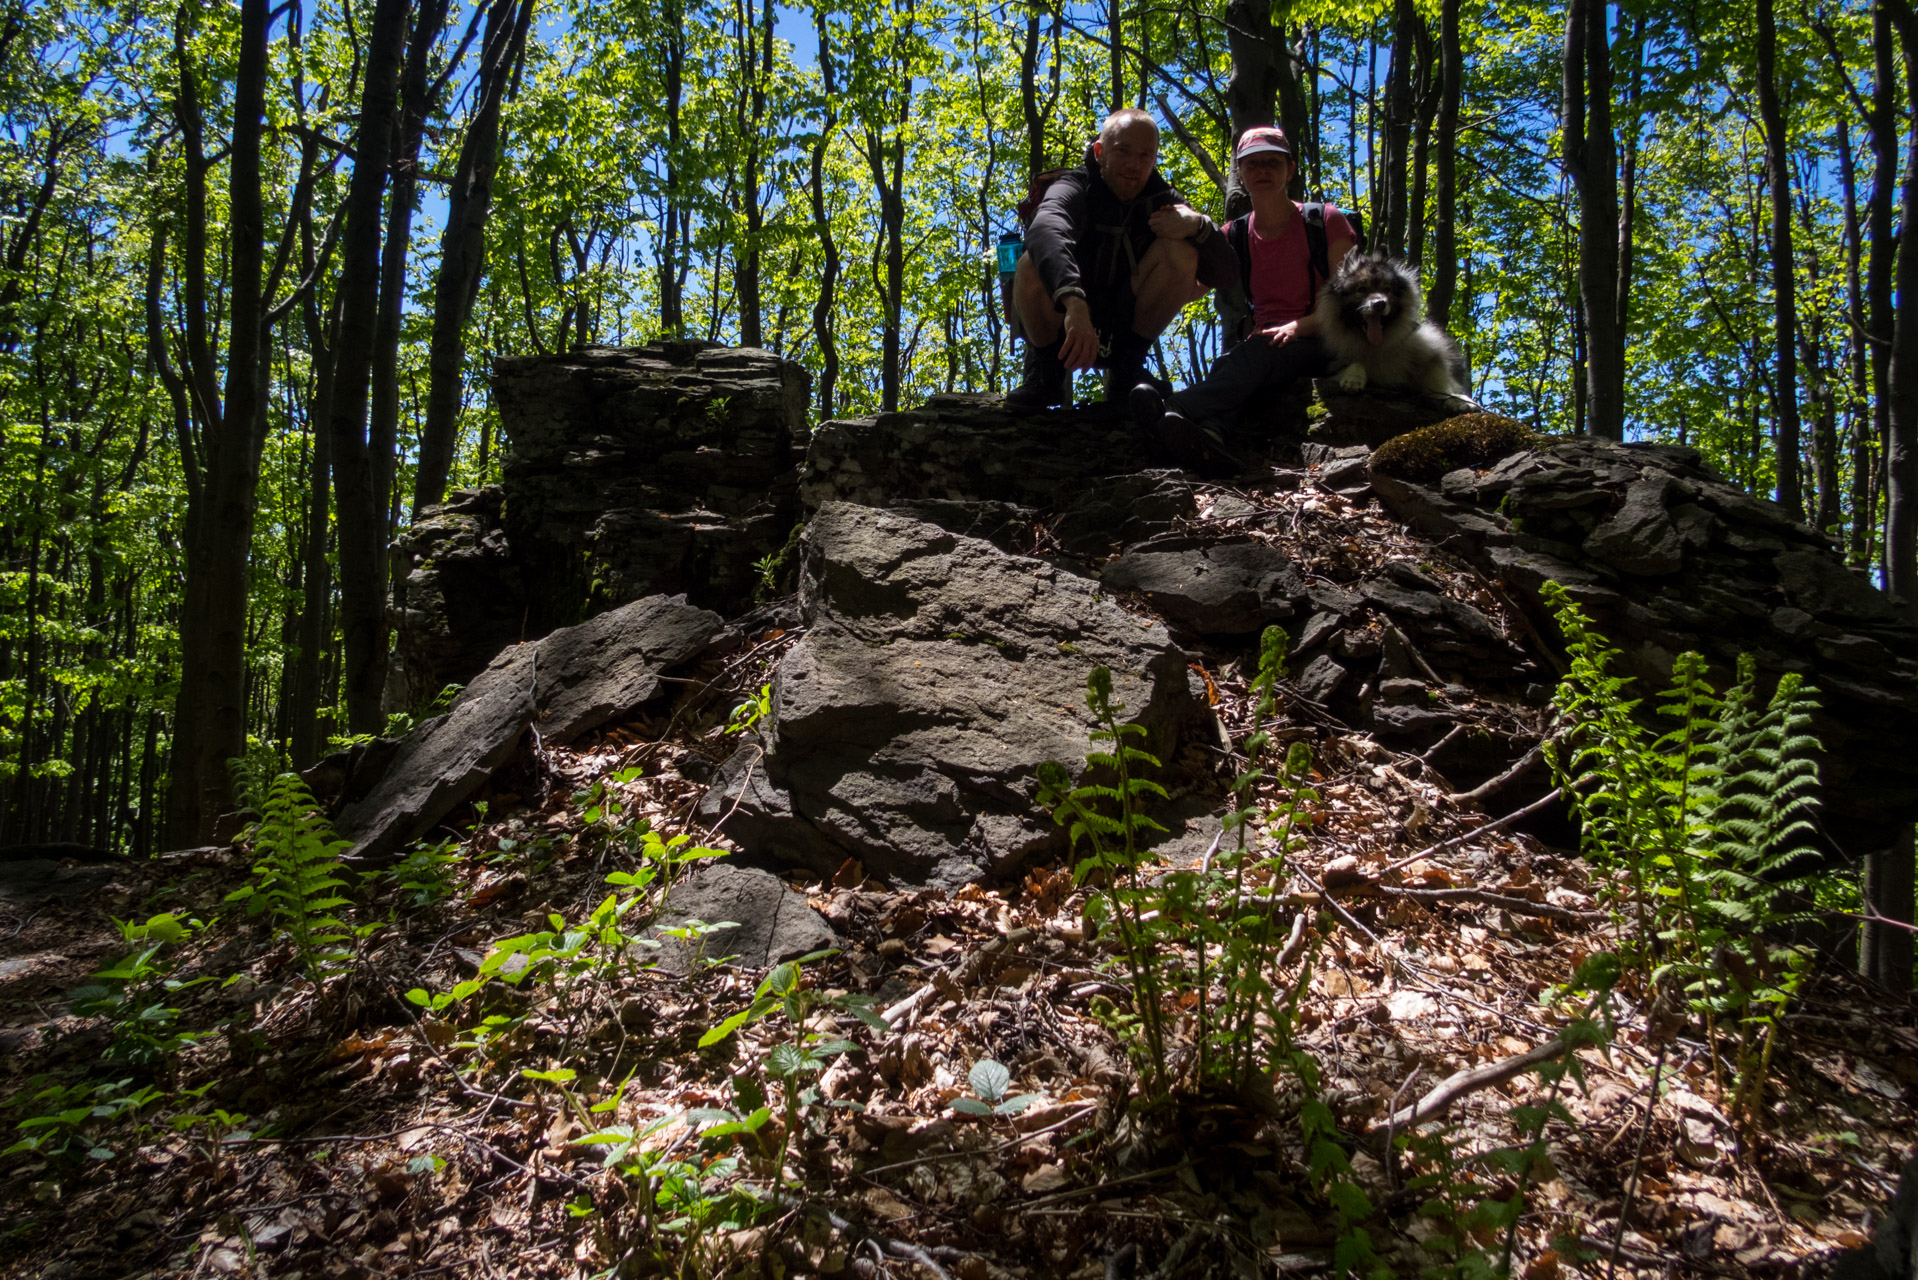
left=1020, top=1160, right=1196, bottom=1209
left=1609, top=1039, right=1667, bottom=1280
left=1374, top=883, right=1601, bottom=923
left=1379, top=786, right=1564, bottom=876
left=859, top=1103, right=1101, bottom=1177
left=1450, top=741, right=1546, bottom=806
left=1371, top=1036, right=1570, bottom=1135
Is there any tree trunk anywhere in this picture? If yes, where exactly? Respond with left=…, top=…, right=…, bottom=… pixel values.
left=737, top=0, right=773, bottom=348
left=1563, top=0, right=1622, bottom=440
left=1406, top=22, right=1438, bottom=266
left=326, top=0, right=411, bottom=736
left=1839, top=118, right=1876, bottom=567
left=165, top=0, right=273, bottom=845
left=659, top=0, right=686, bottom=337
left=811, top=4, right=842, bottom=418
left=1887, top=7, right=1918, bottom=613
left=1756, top=0, right=1802, bottom=518
left=1616, top=14, right=1643, bottom=370
left=1427, top=0, right=1460, bottom=326
left=1863, top=2, right=1918, bottom=994
left=415, top=0, right=533, bottom=516
left=1378, top=0, right=1418, bottom=257
left=1870, top=4, right=1898, bottom=568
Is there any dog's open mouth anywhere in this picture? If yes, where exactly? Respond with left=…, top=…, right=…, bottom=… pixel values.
left=1360, top=295, right=1390, bottom=347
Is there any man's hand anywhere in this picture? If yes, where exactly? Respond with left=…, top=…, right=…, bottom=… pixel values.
left=1059, top=296, right=1100, bottom=370
left=1148, top=203, right=1206, bottom=241
left=1259, top=320, right=1300, bottom=346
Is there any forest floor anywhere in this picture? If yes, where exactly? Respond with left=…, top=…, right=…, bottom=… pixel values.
left=3, top=480, right=1916, bottom=1280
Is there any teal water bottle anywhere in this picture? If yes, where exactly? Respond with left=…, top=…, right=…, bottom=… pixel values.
left=997, top=231, right=1024, bottom=340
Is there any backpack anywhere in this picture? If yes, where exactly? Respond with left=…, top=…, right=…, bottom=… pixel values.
left=1224, top=202, right=1367, bottom=301
left=1015, top=167, right=1073, bottom=230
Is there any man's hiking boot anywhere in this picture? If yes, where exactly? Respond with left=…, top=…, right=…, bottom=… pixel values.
left=1007, top=339, right=1069, bottom=411
left=1130, top=384, right=1242, bottom=479
left=1102, top=329, right=1156, bottom=402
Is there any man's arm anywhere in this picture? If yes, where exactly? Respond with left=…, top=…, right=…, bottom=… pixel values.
left=1023, top=176, right=1088, bottom=305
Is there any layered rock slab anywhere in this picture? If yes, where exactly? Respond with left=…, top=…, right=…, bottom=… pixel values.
left=337, top=595, right=721, bottom=861
left=391, top=342, right=807, bottom=705
left=697, top=503, right=1205, bottom=886
left=1371, top=436, right=1918, bottom=855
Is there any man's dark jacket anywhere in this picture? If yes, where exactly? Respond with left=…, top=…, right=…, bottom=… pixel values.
left=1025, top=141, right=1236, bottom=330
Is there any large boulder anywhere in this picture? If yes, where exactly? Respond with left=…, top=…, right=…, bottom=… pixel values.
left=337, top=595, right=722, bottom=861
left=1370, top=435, right=1918, bottom=857
left=390, top=342, right=808, bottom=705
left=696, top=503, right=1206, bottom=886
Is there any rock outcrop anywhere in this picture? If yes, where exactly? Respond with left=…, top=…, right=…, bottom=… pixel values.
left=1371, top=435, right=1918, bottom=857
left=695, top=502, right=1207, bottom=886
left=390, top=342, right=808, bottom=706
left=370, top=341, right=1918, bottom=886
left=336, top=595, right=721, bottom=861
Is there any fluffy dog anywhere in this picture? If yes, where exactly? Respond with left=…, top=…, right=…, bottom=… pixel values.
left=1313, top=252, right=1468, bottom=398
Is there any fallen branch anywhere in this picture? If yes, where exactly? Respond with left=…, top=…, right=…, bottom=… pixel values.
left=859, top=1103, right=1100, bottom=1177
left=1379, top=786, right=1564, bottom=876
left=1451, top=741, right=1546, bottom=805
left=1372, top=1036, right=1570, bottom=1134
left=773, top=1194, right=963, bottom=1280
left=1375, top=883, right=1601, bottom=923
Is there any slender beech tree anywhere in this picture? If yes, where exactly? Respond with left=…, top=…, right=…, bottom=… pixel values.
left=809, top=4, right=842, bottom=420
left=1563, top=0, right=1622, bottom=440
left=1756, top=0, right=1803, bottom=518
left=415, top=0, right=535, bottom=516
left=158, top=0, right=273, bottom=844
left=736, top=0, right=775, bottom=348
left=326, top=0, right=412, bottom=735
left=1868, top=0, right=1918, bottom=993
left=1427, top=0, right=1461, bottom=328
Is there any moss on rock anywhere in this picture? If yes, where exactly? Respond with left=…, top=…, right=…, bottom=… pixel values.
left=1370, top=413, right=1536, bottom=483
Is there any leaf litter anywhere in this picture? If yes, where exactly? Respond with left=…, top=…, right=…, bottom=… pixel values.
left=0, top=469, right=1912, bottom=1280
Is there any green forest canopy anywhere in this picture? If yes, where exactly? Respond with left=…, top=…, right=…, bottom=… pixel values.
left=0, top=0, right=1910, bottom=852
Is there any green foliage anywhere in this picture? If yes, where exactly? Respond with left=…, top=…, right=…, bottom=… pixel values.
left=1039, top=647, right=1324, bottom=1110
left=950, top=1058, right=1040, bottom=1118
left=385, top=837, right=463, bottom=906
left=225, top=774, right=354, bottom=983
left=67, top=912, right=213, bottom=1067
left=726, top=684, right=772, bottom=737
left=1370, top=414, right=1538, bottom=483
left=1542, top=583, right=1829, bottom=1129
left=225, top=737, right=284, bottom=817
left=1196, top=627, right=1323, bottom=1095
left=4, top=1077, right=164, bottom=1165
left=1036, top=665, right=1172, bottom=1100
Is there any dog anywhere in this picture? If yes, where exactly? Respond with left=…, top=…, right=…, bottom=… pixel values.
left=1313, top=252, right=1469, bottom=398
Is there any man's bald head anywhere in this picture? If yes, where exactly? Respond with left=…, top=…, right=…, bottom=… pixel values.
left=1094, top=109, right=1159, bottom=202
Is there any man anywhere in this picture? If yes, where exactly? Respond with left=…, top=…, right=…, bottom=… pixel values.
left=1010, top=108, right=1237, bottom=408
left=1131, top=126, right=1357, bottom=472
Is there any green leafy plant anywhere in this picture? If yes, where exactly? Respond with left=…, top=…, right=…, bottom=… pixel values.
left=1036, top=665, right=1173, bottom=1101
left=226, top=774, right=354, bottom=982
left=225, top=737, right=284, bottom=819
left=4, top=1077, right=164, bottom=1164
left=726, top=683, right=771, bottom=736
left=950, top=1058, right=1040, bottom=1118
left=699, top=951, right=884, bottom=1188
left=1542, top=583, right=1827, bottom=1130
left=67, top=912, right=213, bottom=1066
left=1195, top=627, right=1323, bottom=1094
left=385, top=836, right=463, bottom=906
